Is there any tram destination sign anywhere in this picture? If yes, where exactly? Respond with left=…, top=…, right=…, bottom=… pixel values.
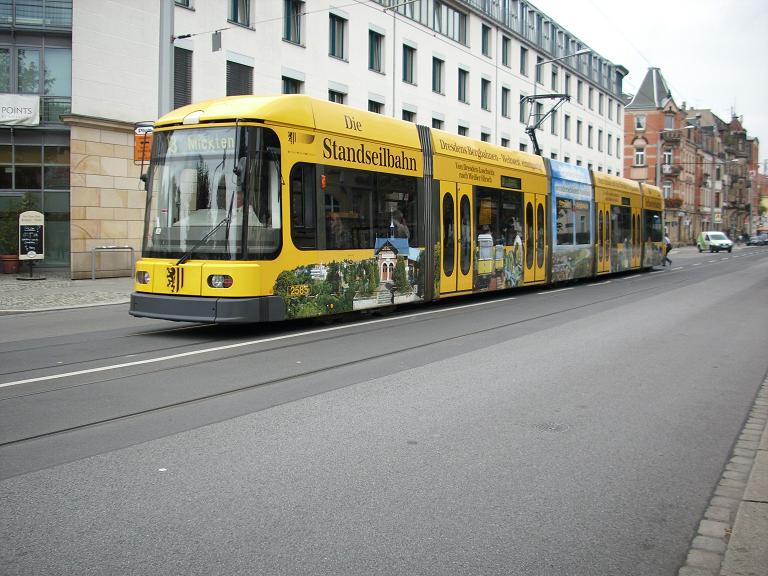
left=18, top=211, right=44, bottom=260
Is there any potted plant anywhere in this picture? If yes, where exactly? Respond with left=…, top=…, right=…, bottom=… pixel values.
left=0, top=193, right=37, bottom=274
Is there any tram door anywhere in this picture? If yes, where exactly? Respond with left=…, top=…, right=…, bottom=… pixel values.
left=523, top=193, right=547, bottom=283
left=596, top=203, right=611, bottom=273
left=439, top=182, right=473, bottom=295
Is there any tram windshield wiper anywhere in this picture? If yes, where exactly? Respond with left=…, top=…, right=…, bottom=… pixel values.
left=175, top=214, right=231, bottom=265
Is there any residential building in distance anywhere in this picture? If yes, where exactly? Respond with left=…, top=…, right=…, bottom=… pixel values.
left=624, top=67, right=760, bottom=244
left=1, top=0, right=627, bottom=277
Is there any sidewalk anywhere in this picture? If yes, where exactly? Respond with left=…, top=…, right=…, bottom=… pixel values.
left=0, top=266, right=766, bottom=575
left=0, top=268, right=133, bottom=315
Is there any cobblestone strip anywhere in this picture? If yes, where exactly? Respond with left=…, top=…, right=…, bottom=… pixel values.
left=678, top=375, right=768, bottom=576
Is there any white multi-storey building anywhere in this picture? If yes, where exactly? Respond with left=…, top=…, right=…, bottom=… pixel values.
left=1, top=0, right=627, bottom=278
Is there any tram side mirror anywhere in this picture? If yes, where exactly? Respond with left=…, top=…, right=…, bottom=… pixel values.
left=140, top=173, right=149, bottom=191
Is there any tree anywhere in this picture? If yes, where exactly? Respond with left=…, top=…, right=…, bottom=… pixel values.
left=393, top=257, right=410, bottom=293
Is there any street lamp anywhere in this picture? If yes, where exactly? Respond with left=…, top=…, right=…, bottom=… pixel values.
left=523, top=48, right=591, bottom=155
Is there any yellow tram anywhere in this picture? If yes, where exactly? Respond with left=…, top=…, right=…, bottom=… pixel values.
left=130, top=95, right=664, bottom=323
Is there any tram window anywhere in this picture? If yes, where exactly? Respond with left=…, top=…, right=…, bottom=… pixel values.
left=501, top=191, right=523, bottom=246
left=459, top=196, right=471, bottom=275
left=290, top=163, right=317, bottom=249
left=442, top=195, right=454, bottom=276
left=611, top=205, right=631, bottom=245
left=525, top=202, right=534, bottom=268
left=556, top=197, right=573, bottom=245
left=475, top=187, right=499, bottom=241
left=291, top=163, right=419, bottom=250
left=574, top=200, right=590, bottom=245
left=536, top=202, right=544, bottom=267
left=644, top=210, right=662, bottom=242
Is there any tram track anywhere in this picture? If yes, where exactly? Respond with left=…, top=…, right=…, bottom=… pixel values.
left=0, top=272, right=683, bottom=449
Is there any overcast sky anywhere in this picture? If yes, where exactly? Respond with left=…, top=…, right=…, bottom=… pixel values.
left=530, top=0, right=768, bottom=171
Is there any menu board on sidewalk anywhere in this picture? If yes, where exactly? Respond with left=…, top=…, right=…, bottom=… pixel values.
left=18, top=211, right=44, bottom=261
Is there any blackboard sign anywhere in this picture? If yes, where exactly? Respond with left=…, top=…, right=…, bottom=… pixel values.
left=18, top=211, right=44, bottom=261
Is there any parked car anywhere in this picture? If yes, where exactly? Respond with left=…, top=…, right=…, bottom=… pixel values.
left=697, top=231, right=733, bottom=253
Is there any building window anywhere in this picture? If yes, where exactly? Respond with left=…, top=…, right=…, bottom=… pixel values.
left=577, top=80, right=583, bottom=104
left=432, top=57, right=444, bottom=94
left=635, top=115, right=646, bottom=130
left=501, top=138, right=510, bottom=147
left=519, top=95, right=526, bottom=123
left=229, top=0, right=250, bottom=26
left=663, top=181, right=672, bottom=198
left=576, top=120, right=583, bottom=144
left=598, top=129, right=603, bottom=152
left=551, top=65, right=558, bottom=91
left=608, top=98, right=613, bottom=120
left=598, top=93, right=604, bottom=115
left=481, top=24, right=491, bottom=57
left=587, top=125, right=593, bottom=148
left=519, top=142, right=527, bottom=152
left=284, top=0, right=304, bottom=44
left=226, top=61, right=252, bottom=96
left=520, top=46, right=528, bottom=76
left=501, top=36, right=511, bottom=67
left=369, top=30, right=383, bottom=72
left=458, top=125, right=468, bottom=136
left=550, top=110, right=558, bottom=135
left=564, top=73, right=571, bottom=96
left=1, top=1, right=72, bottom=27
left=402, top=45, right=416, bottom=84
left=607, top=132, right=613, bottom=155
left=535, top=102, right=543, bottom=128
left=458, top=68, right=468, bottom=103
left=481, top=78, right=491, bottom=111
left=402, top=109, right=415, bottom=122
left=664, top=114, right=675, bottom=130
left=617, top=104, right=622, bottom=124
left=433, top=1, right=467, bottom=45
left=174, top=47, right=192, bottom=108
left=282, top=76, right=303, bottom=94
left=588, top=87, right=594, bottom=110
left=501, top=87, right=510, bottom=118
left=535, top=56, right=543, bottom=84
left=329, top=14, right=346, bottom=59
left=432, top=118, right=444, bottom=129
left=663, top=148, right=672, bottom=164
left=368, top=100, right=383, bottom=114
left=564, top=114, right=571, bottom=140
left=481, top=132, right=490, bottom=142
left=328, top=90, right=345, bottom=104
left=634, top=147, right=646, bottom=166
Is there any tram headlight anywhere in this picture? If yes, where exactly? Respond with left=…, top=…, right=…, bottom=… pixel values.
left=208, top=274, right=233, bottom=289
left=136, top=271, right=150, bottom=284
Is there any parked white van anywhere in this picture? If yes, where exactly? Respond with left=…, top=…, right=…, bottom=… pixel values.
left=697, top=231, right=733, bottom=253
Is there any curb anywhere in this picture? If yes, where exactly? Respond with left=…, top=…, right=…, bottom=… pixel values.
left=678, top=375, right=768, bottom=576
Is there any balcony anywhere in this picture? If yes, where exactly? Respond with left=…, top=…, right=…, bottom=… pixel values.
left=662, top=164, right=681, bottom=177
left=665, top=196, right=684, bottom=209
left=662, top=130, right=685, bottom=142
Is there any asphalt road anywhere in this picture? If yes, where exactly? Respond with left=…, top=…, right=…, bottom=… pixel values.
left=1, top=247, right=767, bottom=575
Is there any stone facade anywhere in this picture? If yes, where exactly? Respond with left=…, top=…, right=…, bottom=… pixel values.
left=65, top=115, right=146, bottom=279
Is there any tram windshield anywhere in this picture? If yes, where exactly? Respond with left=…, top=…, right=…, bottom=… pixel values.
left=142, top=126, right=281, bottom=260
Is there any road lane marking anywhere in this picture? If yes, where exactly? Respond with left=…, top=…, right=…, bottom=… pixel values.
left=0, top=295, right=519, bottom=389
left=537, top=287, right=574, bottom=295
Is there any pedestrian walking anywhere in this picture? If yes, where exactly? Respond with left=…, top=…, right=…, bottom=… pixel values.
left=663, top=235, right=672, bottom=267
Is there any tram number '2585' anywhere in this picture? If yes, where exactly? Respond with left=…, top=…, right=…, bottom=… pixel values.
left=288, top=284, right=311, bottom=297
